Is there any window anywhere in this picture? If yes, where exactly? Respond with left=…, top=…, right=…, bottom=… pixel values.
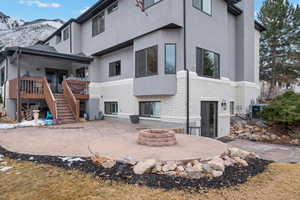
left=63, top=27, right=70, bottom=41
left=76, top=68, right=86, bottom=78
left=107, top=1, right=118, bottom=14
left=143, top=0, right=161, bottom=10
left=135, top=46, right=158, bottom=78
left=56, top=33, right=62, bottom=44
left=196, top=47, right=220, bottom=79
left=45, top=42, right=50, bottom=46
left=0, top=67, right=5, bottom=86
left=139, top=101, right=161, bottom=118
left=193, top=0, right=212, bottom=15
left=104, top=102, right=118, bottom=115
left=109, top=61, right=121, bottom=77
left=165, top=43, right=176, bottom=74
left=92, top=12, right=105, bottom=37
left=230, top=101, right=235, bottom=115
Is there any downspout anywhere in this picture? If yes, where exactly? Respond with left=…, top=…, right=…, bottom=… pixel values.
left=70, top=23, right=73, bottom=54
left=16, top=47, right=22, bottom=122
left=183, top=0, right=190, bottom=134
left=4, top=52, right=8, bottom=108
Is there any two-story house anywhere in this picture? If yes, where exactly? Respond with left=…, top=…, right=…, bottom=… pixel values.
left=0, top=0, right=264, bottom=137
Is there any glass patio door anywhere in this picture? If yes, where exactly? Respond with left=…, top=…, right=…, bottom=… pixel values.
left=201, top=101, right=218, bottom=138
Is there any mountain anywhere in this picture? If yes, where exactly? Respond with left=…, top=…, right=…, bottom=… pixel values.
left=0, top=11, right=64, bottom=48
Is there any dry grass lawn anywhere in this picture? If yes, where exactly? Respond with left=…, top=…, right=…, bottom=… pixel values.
left=0, top=158, right=300, bottom=200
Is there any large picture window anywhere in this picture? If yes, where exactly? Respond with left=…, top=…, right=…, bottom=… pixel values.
left=196, top=47, right=220, bottom=79
left=92, top=12, right=105, bottom=37
left=104, top=102, right=118, bottom=115
left=109, top=61, right=121, bottom=77
left=135, top=45, right=158, bottom=78
left=143, top=0, right=162, bottom=10
left=139, top=101, right=161, bottom=118
left=193, top=0, right=212, bottom=15
left=165, top=43, right=176, bottom=74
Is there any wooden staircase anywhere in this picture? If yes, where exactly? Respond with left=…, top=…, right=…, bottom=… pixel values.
left=54, top=94, right=77, bottom=124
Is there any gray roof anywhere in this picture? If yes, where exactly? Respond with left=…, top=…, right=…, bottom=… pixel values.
left=27, top=44, right=58, bottom=53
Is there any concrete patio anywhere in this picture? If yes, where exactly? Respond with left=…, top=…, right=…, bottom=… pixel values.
left=0, top=120, right=228, bottom=161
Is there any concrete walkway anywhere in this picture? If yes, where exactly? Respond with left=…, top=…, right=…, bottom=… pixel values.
left=0, top=120, right=227, bottom=161
left=229, top=139, right=300, bottom=163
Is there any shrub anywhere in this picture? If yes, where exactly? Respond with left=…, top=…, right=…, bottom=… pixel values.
left=260, top=91, right=300, bottom=125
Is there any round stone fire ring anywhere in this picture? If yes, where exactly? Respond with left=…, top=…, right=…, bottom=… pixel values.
left=137, top=129, right=177, bottom=147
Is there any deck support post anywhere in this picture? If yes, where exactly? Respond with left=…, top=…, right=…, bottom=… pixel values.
left=16, top=48, right=21, bottom=123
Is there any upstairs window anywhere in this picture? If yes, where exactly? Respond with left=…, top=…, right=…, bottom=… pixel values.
left=92, top=12, right=105, bottom=37
left=193, top=0, right=212, bottom=15
left=107, top=1, right=118, bottom=14
left=109, top=61, right=121, bottom=77
left=143, top=0, right=162, bottom=10
left=196, top=48, right=220, bottom=79
left=56, top=33, right=62, bottom=44
left=135, top=45, right=158, bottom=78
left=165, top=43, right=176, bottom=74
left=63, top=27, right=70, bottom=41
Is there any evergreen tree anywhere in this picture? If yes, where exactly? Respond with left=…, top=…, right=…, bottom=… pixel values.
left=258, top=0, right=300, bottom=98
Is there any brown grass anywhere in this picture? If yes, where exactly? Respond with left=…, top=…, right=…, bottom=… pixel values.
left=0, top=158, right=300, bottom=200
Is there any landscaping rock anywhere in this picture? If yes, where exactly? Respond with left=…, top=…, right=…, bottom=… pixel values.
left=102, top=160, right=116, bottom=169
left=152, top=163, right=162, bottom=173
left=212, top=170, right=223, bottom=177
left=228, top=148, right=250, bottom=159
left=162, top=162, right=177, bottom=172
left=202, top=164, right=213, bottom=174
left=222, top=156, right=236, bottom=167
left=133, top=159, right=156, bottom=175
left=233, top=157, right=248, bottom=167
left=185, top=167, right=202, bottom=179
left=208, top=157, right=225, bottom=172
left=176, top=166, right=185, bottom=172
left=121, top=156, right=137, bottom=165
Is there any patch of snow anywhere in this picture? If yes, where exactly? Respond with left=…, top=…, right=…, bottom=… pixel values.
left=59, top=157, right=85, bottom=163
left=0, top=166, right=13, bottom=172
left=0, top=120, right=45, bottom=130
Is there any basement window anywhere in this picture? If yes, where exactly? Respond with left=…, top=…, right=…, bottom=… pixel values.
left=104, top=102, right=118, bottom=115
left=139, top=101, right=161, bottom=118
left=109, top=61, right=121, bottom=77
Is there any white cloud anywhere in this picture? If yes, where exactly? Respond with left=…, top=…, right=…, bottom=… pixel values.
left=19, top=0, right=61, bottom=8
left=80, top=7, right=90, bottom=14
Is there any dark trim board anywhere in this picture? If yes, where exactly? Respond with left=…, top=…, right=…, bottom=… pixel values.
left=6, top=47, right=93, bottom=64
left=93, top=23, right=182, bottom=57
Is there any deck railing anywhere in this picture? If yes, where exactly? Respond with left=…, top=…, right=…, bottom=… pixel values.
left=65, top=79, right=89, bottom=99
left=9, top=77, right=44, bottom=99
left=43, top=78, right=57, bottom=119
left=62, top=80, right=80, bottom=120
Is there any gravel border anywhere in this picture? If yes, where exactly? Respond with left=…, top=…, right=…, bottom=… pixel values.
left=0, top=146, right=272, bottom=192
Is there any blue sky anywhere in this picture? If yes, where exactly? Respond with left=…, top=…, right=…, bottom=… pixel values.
left=1, top=0, right=300, bottom=22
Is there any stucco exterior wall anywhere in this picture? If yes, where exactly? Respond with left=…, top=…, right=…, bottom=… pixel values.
left=80, top=0, right=183, bottom=55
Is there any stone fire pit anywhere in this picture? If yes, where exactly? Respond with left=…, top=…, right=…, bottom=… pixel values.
left=137, top=129, right=177, bottom=147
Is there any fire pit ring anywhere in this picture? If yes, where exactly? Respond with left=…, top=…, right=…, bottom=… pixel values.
left=137, top=129, right=177, bottom=147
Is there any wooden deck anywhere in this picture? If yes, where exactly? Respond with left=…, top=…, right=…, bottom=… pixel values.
left=9, top=77, right=89, bottom=100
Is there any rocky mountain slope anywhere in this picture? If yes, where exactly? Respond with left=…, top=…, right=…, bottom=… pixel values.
left=0, top=11, right=63, bottom=48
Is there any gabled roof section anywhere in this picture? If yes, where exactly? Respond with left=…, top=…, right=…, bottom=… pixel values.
left=43, top=18, right=75, bottom=43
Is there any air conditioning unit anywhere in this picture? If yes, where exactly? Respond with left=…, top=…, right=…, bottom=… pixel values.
left=250, top=104, right=268, bottom=120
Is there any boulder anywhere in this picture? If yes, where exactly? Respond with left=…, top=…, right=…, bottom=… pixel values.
left=228, top=148, right=250, bottom=159
left=162, top=162, right=177, bottom=172
left=233, top=157, right=248, bottom=167
left=152, top=163, right=162, bottom=173
left=212, top=170, right=223, bottom=177
left=102, top=160, right=116, bottom=169
left=208, top=157, right=225, bottom=172
left=202, top=164, right=213, bottom=174
left=185, top=167, right=202, bottom=179
left=133, top=159, right=156, bottom=175
left=176, top=165, right=185, bottom=172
